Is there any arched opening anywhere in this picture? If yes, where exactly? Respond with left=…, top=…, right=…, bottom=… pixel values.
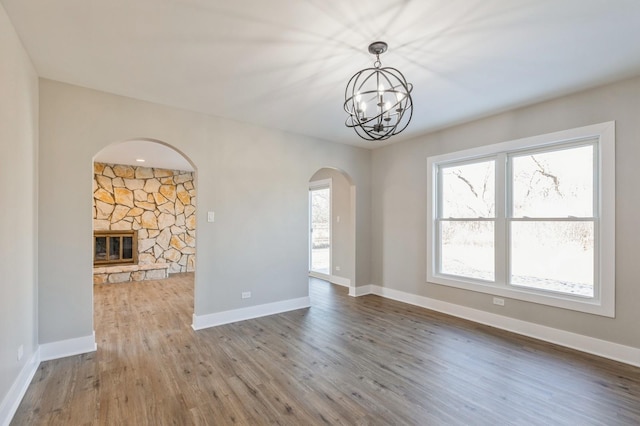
left=91, top=139, right=197, bottom=342
left=308, top=168, right=356, bottom=294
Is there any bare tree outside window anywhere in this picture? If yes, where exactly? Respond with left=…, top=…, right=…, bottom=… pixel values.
left=439, top=144, right=595, bottom=296
left=429, top=122, right=614, bottom=316
left=510, top=145, right=594, bottom=297
left=440, top=160, right=495, bottom=281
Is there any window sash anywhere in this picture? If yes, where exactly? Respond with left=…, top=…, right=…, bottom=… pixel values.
left=506, top=139, right=598, bottom=220
left=506, top=218, right=597, bottom=299
left=437, top=157, right=496, bottom=220
left=436, top=218, right=496, bottom=282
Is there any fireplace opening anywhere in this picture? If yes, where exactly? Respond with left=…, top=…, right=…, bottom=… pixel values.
left=94, top=230, right=138, bottom=266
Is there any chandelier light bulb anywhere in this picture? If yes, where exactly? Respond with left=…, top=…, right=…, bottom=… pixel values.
left=384, top=102, right=391, bottom=121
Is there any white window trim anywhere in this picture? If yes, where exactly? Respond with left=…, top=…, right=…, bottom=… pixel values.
left=426, top=121, right=615, bottom=317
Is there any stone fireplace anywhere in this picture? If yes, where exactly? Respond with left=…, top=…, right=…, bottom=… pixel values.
left=92, top=162, right=196, bottom=284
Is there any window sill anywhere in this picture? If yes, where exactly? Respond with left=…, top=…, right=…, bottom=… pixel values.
left=426, top=273, right=614, bottom=317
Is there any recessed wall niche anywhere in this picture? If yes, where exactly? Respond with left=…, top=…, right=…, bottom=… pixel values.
left=92, top=162, right=196, bottom=283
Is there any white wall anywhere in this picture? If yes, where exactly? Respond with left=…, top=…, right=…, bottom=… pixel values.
left=371, top=74, right=640, bottom=349
left=0, top=1, right=39, bottom=417
left=38, top=79, right=372, bottom=344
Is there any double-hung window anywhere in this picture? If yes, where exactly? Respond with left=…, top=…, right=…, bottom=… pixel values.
left=427, top=122, right=615, bottom=317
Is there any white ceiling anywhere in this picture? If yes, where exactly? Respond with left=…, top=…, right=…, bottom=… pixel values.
left=4, top=0, right=640, bottom=151
left=94, top=140, right=194, bottom=171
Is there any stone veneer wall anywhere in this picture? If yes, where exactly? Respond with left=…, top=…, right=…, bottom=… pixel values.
left=92, top=162, right=196, bottom=278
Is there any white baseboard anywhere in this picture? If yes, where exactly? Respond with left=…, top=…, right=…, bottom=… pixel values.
left=192, top=296, right=311, bottom=330
left=39, top=332, right=97, bottom=362
left=363, top=285, right=640, bottom=368
left=349, top=284, right=373, bottom=297
left=0, top=348, right=40, bottom=426
left=330, top=275, right=351, bottom=288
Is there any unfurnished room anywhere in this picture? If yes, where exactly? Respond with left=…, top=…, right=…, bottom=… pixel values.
left=1, top=1, right=640, bottom=425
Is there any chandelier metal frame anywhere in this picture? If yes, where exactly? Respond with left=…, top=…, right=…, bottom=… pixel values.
left=344, top=41, right=413, bottom=141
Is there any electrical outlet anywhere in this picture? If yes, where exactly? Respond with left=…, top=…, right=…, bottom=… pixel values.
left=493, top=297, right=505, bottom=306
left=17, top=345, right=23, bottom=361
left=207, top=211, right=215, bottom=222
left=335, top=266, right=341, bottom=271
left=241, top=291, right=251, bottom=299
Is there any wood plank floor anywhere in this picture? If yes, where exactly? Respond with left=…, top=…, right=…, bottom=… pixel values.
left=12, top=274, right=640, bottom=425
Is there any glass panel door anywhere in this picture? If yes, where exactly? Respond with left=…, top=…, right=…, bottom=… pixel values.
left=310, top=186, right=330, bottom=275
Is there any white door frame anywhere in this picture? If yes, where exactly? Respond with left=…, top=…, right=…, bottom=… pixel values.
left=309, top=178, right=332, bottom=279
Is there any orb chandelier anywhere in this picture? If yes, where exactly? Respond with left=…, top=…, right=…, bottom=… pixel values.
left=344, top=41, right=413, bottom=141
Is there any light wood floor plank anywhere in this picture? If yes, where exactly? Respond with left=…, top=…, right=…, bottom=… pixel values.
left=11, top=274, right=640, bottom=425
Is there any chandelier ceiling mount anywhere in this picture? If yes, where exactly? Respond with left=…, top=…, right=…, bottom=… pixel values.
left=368, top=41, right=388, bottom=57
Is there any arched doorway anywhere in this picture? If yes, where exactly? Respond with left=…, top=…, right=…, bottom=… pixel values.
left=308, top=168, right=356, bottom=293
left=91, top=139, right=197, bottom=335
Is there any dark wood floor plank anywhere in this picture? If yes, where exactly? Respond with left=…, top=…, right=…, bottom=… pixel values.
left=10, top=274, right=640, bottom=425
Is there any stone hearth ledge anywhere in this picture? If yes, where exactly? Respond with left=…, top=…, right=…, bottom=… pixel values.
left=93, top=263, right=170, bottom=284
